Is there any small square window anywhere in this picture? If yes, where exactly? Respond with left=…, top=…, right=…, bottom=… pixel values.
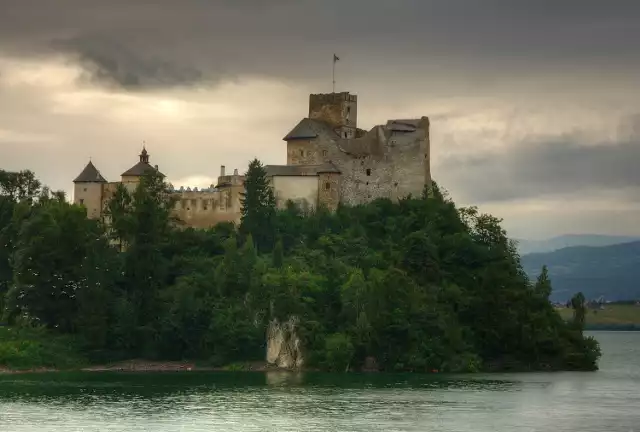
left=83, top=188, right=87, bottom=192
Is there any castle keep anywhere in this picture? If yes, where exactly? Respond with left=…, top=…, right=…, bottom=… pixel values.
left=73, top=91, right=431, bottom=226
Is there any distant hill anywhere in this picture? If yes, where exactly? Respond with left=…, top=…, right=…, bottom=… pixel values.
left=516, top=234, right=640, bottom=255
left=521, top=241, right=640, bottom=302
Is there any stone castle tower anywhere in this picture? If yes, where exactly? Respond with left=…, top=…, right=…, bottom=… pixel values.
left=73, top=90, right=431, bottom=227
left=278, top=91, right=431, bottom=207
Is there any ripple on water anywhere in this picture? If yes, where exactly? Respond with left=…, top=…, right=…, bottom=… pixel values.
left=1, top=332, right=639, bottom=431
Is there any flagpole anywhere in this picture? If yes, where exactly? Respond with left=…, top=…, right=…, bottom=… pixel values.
left=332, top=56, right=336, bottom=93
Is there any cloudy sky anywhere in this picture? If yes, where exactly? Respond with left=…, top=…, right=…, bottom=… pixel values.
left=1, top=0, right=639, bottom=239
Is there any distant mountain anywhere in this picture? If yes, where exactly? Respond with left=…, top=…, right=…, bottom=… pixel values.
left=516, top=234, right=640, bottom=255
left=520, top=241, right=640, bottom=302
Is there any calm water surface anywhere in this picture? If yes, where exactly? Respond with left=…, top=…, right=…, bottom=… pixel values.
left=1, top=331, right=638, bottom=431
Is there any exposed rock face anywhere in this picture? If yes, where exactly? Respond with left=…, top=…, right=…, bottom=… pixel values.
left=266, top=317, right=304, bottom=369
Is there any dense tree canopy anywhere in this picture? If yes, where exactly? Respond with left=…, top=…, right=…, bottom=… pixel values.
left=0, top=166, right=601, bottom=372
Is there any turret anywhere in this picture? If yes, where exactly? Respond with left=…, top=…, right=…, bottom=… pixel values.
left=121, top=146, right=163, bottom=189
left=309, top=91, right=358, bottom=138
left=73, top=160, right=107, bottom=219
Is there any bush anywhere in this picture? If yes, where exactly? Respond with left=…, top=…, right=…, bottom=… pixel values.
left=323, top=333, right=354, bottom=372
left=0, top=326, right=86, bottom=370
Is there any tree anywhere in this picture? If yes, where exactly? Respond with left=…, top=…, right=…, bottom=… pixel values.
left=570, top=292, right=586, bottom=331
left=240, top=158, right=276, bottom=252
left=0, top=170, right=41, bottom=202
left=3, top=199, right=107, bottom=332
left=122, top=171, right=176, bottom=328
left=0, top=170, right=44, bottom=310
left=103, top=183, right=132, bottom=251
left=535, top=265, right=552, bottom=299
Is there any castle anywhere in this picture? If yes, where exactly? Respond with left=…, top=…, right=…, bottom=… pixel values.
left=73, top=91, right=431, bottom=227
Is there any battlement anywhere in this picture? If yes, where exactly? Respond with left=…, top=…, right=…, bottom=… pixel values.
left=309, top=92, right=357, bottom=104
left=171, top=186, right=219, bottom=194
left=309, top=91, right=358, bottom=130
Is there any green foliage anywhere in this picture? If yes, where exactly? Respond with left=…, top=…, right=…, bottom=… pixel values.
left=535, top=265, right=552, bottom=299
left=0, top=325, right=86, bottom=370
left=322, top=333, right=354, bottom=371
left=0, top=167, right=601, bottom=373
left=570, top=292, right=587, bottom=330
left=240, top=158, right=276, bottom=252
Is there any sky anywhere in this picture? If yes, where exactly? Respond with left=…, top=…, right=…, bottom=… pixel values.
left=1, top=0, right=639, bottom=240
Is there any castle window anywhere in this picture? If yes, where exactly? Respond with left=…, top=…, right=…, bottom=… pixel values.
left=366, top=169, right=371, bottom=176
left=325, top=182, right=331, bottom=190
left=300, top=149, right=304, bottom=157
left=83, top=187, right=87, bottom=192
left=322, top=150, right=328, bottom=157
left=79, top=199, right=84, bottom=205
left=191, top=199, right=197, bottom=207
left=344, top=132, right=348, bottom=138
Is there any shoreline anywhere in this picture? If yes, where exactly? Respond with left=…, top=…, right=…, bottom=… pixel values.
left=0, top=360, right=291, bottom=375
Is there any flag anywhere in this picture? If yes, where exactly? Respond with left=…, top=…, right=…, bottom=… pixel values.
left=334, top=54, right=340, bottom=62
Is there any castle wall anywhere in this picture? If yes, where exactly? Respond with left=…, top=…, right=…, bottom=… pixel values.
left=272, top=175, right=318, bottom=211
left=287, top=139, right=323, bottom=165
left=120, top=175, right=141, bottom=193
left=73, top=182, right=103, bottom=219
left=308, top=117, right=430, bottom=205
left=172, top=183, right=243, bottom=228
left=317, top=172, right=340, bottom=211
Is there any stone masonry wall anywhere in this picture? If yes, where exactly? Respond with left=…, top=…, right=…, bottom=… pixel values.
left=286, top=139, right=323, bottom=165
left=317, top=172, right=340, bottom=211
left=173, top=184, right=243, bottom=228
left=309, top=117, right=430, bottom=205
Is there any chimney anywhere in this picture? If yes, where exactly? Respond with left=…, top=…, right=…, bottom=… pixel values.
left=220, top=165, right=226, bottom=176
left=233, top=168, right=238, bottom=176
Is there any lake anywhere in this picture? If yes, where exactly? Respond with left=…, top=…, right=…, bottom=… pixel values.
left=1, top=331, right=638, bottom=431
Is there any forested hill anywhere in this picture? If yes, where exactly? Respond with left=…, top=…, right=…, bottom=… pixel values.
left=516, top=234, right=640, bottom=255
left=521, top=241, right=640, bottom=302
left=1, top=164, right=601, bottom=373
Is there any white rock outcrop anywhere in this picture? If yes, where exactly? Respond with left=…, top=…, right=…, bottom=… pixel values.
left=266, top=316, right=304, bottom=369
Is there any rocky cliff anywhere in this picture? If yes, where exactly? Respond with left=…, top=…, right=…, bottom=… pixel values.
left=266, top=316, right=304, bottom=369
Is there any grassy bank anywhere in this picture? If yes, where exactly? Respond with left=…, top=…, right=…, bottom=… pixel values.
left=0, top=326, right=87, bottom=371
left=556, top=304, right=640, bottom=330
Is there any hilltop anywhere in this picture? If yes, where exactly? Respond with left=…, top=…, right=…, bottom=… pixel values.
left=521, top=241, right=640, bottom=302
left=516, top=234, right=640, bottom=255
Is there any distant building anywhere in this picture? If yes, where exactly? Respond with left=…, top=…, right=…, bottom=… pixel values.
left=73, top=91, right=432, bottom=227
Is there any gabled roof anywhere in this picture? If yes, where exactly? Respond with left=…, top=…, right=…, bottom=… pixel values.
left=283, top=118, right=337, bottom=141
left=265, top=163, right=341, bottom=177
left=121, top=162, right=163, bottom=177
left=73, top=161, right=107, bottom=183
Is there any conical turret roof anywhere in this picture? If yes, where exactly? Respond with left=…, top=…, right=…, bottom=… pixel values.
left=73, top=161, right=107, bottom=183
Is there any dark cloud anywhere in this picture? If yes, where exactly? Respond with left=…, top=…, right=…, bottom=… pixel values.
left=439, top=115, right=640, bottom=202
left=1, top=0, right=640, bottom=90
left=53, top=35, right=205, bottom=90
